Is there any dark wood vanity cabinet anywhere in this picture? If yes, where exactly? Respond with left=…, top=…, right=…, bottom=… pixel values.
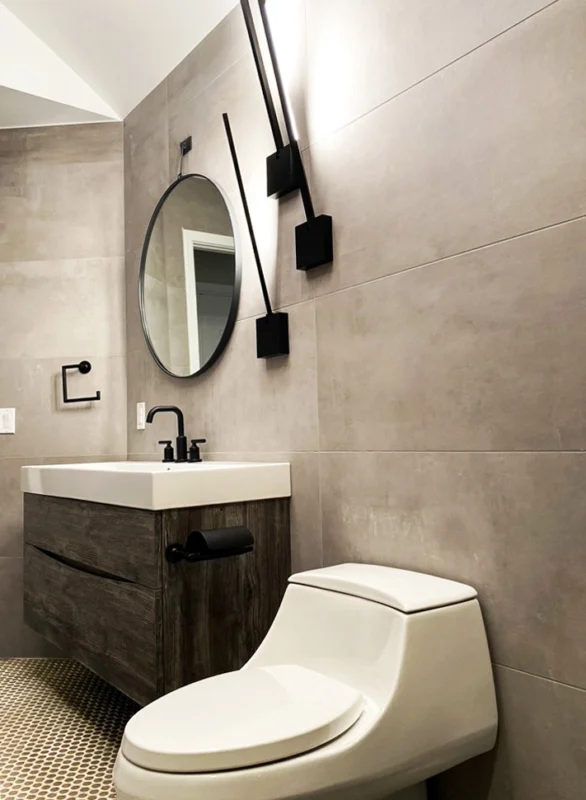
left=23, top=493, right=290, bottom=706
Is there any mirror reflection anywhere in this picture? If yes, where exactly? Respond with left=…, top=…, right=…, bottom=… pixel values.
left=140, top=175, right=240, bottom=378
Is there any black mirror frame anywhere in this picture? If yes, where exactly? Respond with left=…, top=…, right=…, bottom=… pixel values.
left=139, top=173, right=242, bottom=380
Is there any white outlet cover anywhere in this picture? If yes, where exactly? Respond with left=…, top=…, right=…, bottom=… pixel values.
left=137, top=402, right=146, bottom=430
left=0, top=408, right=15, bottom=434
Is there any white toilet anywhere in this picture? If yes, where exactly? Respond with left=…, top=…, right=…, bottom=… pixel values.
left=114, top=564, right=498, bottom=800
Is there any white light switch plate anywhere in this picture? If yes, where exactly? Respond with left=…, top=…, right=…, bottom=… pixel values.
left=136, top=402, right=146, bottom=430
left=0, top=408, right=15, bottom=434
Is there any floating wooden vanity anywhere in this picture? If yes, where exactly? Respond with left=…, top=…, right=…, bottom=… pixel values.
left=22, top=463, right=291, bottom=706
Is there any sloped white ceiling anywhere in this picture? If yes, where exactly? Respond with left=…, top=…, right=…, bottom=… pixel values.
left=0, top=0, right=238, bottom=128
left=0, top=85, right=116, bottom=128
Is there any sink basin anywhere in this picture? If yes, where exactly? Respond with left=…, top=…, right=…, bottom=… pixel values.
left=21, top=461, right=291, bottom=511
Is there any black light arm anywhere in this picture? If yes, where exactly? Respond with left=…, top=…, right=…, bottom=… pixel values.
left=258, top=0, right=314, bottom=220
left=240, top=0, right=284, bottom=152
left=223, top=112, right=289, bottom=359
left=240, top=0, right=300, bottom=200
left=240, top=0, right=333, bottom=271
left=223, top=113, right=272, bottom=316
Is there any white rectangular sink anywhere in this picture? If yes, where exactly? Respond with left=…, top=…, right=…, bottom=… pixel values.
left=21, top=461, right=291, bottom=511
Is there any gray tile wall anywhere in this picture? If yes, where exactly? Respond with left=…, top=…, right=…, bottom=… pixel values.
left=0, top=123, right=126, bottom=656
left=123, top=1, right=585, bottom=796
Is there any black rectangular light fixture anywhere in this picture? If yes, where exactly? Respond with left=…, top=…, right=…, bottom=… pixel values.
left=240, top=0, right=299, bottom=199
left=223, top=112, right=290, bottom=359
left=240, top=0, right=333, bottom=272
left=266, top=143, right=303, bottom=199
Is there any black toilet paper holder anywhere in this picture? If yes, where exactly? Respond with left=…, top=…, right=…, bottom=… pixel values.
left=166, top=526, right=254, bottom=564
left=61, top=360, right=101, bottom=404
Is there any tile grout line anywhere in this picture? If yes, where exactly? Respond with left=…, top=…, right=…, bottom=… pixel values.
left=125, top=450, right=586, bottom=457
left=230, top=211, right=586, bottom=321
left=302, top=0, right=560, bottom=153
left=494, top=662, right=586, bottom=694
left=0, top=454, right=127, bottom=461
left=0, top=254, right=125, bottom=267
left=312, top=300, right=325, bottom=566
left=0, top=353, right=128, bottom=363
left=163, top=49, right=250, bottom=142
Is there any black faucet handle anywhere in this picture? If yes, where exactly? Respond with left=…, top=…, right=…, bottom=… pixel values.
left=158, top=440, right=175, bottom=463
left=188, top=439, right=207, bottom=463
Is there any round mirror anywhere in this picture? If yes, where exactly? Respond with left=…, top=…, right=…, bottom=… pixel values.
left=140, top=174, right=241, bottom=378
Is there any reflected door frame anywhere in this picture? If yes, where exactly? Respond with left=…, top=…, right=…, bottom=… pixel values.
left=181, top=228, right=236, bottom=374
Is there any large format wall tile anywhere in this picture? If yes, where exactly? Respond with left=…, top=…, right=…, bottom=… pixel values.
left=0, top=129, right=26, bottom=198
left=316, top=218, right=586, bottom=452
left=167, top=8, right=249, bottom=121
left=0, top=257, right=125, bottom=359
left=25, top=122, right=123, bottom=164
left=128, top=299, right=319, bottom=456
left=204, top=451, right=322, bottom=573
left=319, top=451, right=586, bottom=688
left=0, top=356, right=127, bottom=459
left=25, top=159, right=124, bottom=261
left=125, top=249, right=144, bottom=355
left=125, top=339, right=212, bottom=456
left=305, top=0, right=556, bottom=143
left=226, top=181, right=308, bottom=323
left=124, top=81, right=169, bottom=148
left=168, top=54, right=273, bottom=200
left=227, top=184, right=280, bottom=323
left=490, top=667, right=586, bottom=800
left=204, top=300, right=319, bottom=454
left=306, top=0, right=586, bottom=296
left=124, top=97, right=170, bottom=255
left=429, top=667, right=586, bottom=800
left=1, top=124, right=124, bottom=263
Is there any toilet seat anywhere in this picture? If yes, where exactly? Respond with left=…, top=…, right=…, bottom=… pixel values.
left=122, top=665, right=364, bottom=774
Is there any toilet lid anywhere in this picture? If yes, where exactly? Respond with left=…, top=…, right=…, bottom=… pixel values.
left=122, top=665, right=363, bottom=774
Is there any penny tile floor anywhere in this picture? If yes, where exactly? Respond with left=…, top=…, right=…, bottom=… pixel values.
left=0, top=659, right=138, bottom=800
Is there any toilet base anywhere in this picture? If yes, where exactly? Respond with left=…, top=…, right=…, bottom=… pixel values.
left=115, top=777, right=428, bottom=800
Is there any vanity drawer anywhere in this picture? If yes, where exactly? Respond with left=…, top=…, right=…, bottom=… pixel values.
left=24, top=493, right=160, bottom=589
left=24, top=544, right=161, bottom=705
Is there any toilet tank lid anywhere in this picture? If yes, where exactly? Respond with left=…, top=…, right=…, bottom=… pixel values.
left=289, top=564, right=477, bottom=613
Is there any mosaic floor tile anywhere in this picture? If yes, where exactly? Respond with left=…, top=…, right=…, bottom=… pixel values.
left=0, top=659, right=138, bottom=800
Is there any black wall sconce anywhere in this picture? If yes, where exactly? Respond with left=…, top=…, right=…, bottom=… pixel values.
left=223, top=112, right=289, bottom=359
left=61, top=360, right=101, bottom=404
left=240, top=0, right=333, bottom=272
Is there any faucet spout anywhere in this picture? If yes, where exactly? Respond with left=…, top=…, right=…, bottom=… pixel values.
left=146, top=405, right=185, bottom=437
left=146, top=406, right=188, bottom=462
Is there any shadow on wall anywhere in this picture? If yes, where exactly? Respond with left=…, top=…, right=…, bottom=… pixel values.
left=427, top=750, right=498, bottom=800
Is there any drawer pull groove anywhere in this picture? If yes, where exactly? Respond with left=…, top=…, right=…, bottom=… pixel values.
left=32, top=546, right=134, bottom=585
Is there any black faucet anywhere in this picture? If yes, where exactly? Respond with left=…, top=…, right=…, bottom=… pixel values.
left=146, top=405, right=188, bottom=463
